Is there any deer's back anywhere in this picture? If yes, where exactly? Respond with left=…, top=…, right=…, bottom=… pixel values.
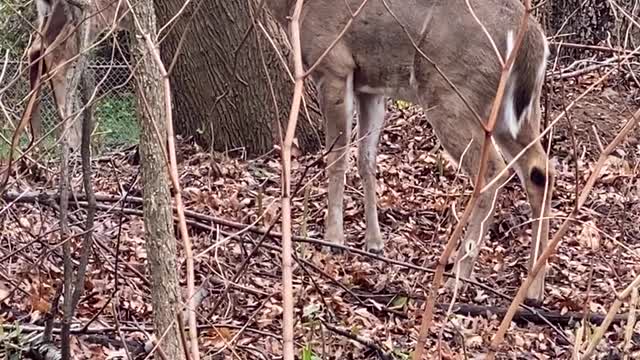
left=300, top=0, right=546, bottom=111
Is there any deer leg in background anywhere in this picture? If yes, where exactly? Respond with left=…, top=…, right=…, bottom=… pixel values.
left=54, top=72, right=84, bottom=152
left=27, top=44, right=45, bottom=146
left=49, top=62, right=79, bottom=152
left=356, top=93, right=385, bottom=253
left=320, top=72, right=355, bottom=248
left=495, top=105, right=554, bottom=305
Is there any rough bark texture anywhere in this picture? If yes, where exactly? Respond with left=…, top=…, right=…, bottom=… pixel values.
left=131, top=1, right=184, bottom=359
left=539, top=0, right=639, bottom=57
left=155, top=0, right=323, bottom=157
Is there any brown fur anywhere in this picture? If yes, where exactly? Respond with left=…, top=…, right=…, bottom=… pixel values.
left=0, top=0, right=132, bottom=193
left=27, top=0, right=132, bottom=144
left=44, top=0, right=67, bottom=45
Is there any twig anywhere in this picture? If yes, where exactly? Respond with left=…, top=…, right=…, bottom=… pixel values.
left=582, top=274, right=640, bottom=358
left=1, top=322, right=279, bottom=340
left=432, top=303, right=625, bottom=327
left=553, top=57, right=624, bottom=79
left=623, top=287, right=638, bottom=360
left=112, top=299, right=133, bottom=360
left=548, top=41, right=638, bottom=55
left=321, top=321, right=393, bottom=360
left=279, top=1, right=305, bottom=358
left=42, top=283, right=63, bottom=343
left=176, top=312, right=192, bottom=360
left=70, top=49, right=97, bottom=330
left=60, top=2, right=93, bottom=358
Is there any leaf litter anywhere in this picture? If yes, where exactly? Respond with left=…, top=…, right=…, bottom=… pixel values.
left=0, top=86, right=639, bottom=359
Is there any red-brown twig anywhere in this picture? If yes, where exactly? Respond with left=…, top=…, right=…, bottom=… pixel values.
left=581, top=272, right=640, bottom=357
left=280, top=1, right=305, bottom=359
left=60, top=2, right=93, bottom=358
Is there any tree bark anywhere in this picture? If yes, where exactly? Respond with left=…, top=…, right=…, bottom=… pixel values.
left=155, top=0, right=323, bottom=157
left=131, top=1, right=184, bottom=359
left=539, top=0, right=639, bottom=57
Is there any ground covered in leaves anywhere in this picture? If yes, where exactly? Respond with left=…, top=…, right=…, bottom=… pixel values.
left=1, top=81, right=639, bottom=359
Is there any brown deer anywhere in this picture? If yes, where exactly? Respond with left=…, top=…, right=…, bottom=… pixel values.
left=0, top=0, right=132, bottom=192
left=21, top=0, right=131, bottom=152
left=265, top=0, right=554, bottom=304
left=1, top=0, right=131, bottom=191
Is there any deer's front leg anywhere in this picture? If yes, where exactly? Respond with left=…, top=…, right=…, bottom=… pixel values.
left=320, top=73, right=355, bottom=248
left=520, top=145, right=554, bottom=305
left=495, top=112, right=555, bottom=306
left=357, top=93, right=385, bottom=253
left=445, top=153, right=507, bottom=292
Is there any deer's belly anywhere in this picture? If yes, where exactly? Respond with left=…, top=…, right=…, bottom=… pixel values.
left=353, top=64, right=418, bottom=102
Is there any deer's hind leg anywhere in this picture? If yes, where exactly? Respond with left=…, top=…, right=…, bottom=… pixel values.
left=356, top=93, right=385, bottom=253
left=318, top=71, right=355, bottom=248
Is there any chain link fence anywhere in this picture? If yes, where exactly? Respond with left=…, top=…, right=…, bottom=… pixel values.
left=0, top=57, right=137, bottom=157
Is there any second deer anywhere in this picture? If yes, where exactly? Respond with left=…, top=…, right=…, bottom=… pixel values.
left=27, top=0, right=131, bottom=150
left=0, top=0, right=131, bottom=191
left=265, top=0, right=554, bottom=304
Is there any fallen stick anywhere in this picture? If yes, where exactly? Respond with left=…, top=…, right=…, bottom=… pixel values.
left=322, top=321, right=393, bottom=360
left=434, top=303, right=627, bottom=327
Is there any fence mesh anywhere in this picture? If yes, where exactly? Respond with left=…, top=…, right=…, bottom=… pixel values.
left=0, top=56, right=137, bottom=156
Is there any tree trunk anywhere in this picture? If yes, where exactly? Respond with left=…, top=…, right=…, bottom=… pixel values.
left=539, top=0, right=639, bottom=57
left=155, top=0, right=323, bottom=157
left=131, top=1, right=184, bottom=359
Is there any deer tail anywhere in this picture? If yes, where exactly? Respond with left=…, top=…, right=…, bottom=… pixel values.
left=501, top=29, right=548, bottom=139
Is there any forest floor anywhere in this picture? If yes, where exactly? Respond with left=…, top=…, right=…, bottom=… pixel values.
left=1, top=78, right=639, bottom=359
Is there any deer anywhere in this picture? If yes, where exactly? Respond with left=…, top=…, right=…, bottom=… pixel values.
left=1, top=0, right=131, bottom=190
left=264, top=0, right=554, bottom=305
left=30, top=0, right=132, bottom=145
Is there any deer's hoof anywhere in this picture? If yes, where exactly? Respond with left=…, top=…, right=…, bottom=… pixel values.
left=444, top=277, right=460, bottom=291
left=444, top=273, right=475, bottom=293
left=366, top=246, right=384, bottom=256
left=326, top=245, right=344, bottom=255
left=525, top=283, right=545, bottom=307
left=322, top=229, right=345, bottom=253
left=523, top=298, right=543, bottom=308
left=365, top=236, right=384, bottom=255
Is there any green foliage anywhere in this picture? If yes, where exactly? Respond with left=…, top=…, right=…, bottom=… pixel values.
left=0, top=0, right=36, bottom=57
left=94, top=94, right=139, bottom=150
left=301, top=344, right=321, bottom=360
left=394, top=99, right=412, bottom=110
left=0, top=323, right=26, bottom=359
left=0, top=129, right=28, bottom=160
left=0, top=94, right=137, bottom=160
left=393, top=349, right=411, bottom=359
